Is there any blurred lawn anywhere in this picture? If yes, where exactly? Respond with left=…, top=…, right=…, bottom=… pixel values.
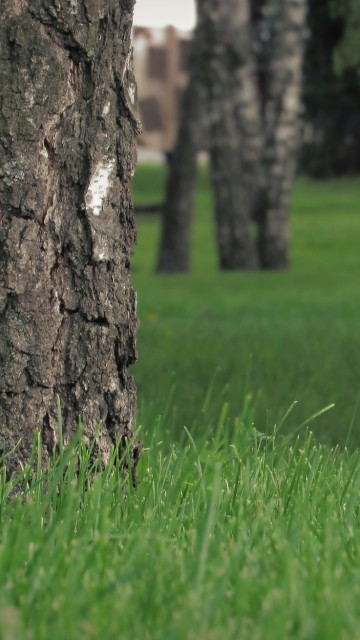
left=132, top=164, right=360, bottom=446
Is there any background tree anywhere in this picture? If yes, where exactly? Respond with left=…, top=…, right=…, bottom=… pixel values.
left=204, top=0, right=261, bottom=269
left=156, top=5, right=205, bottom=273
left=256, top=0, right=307, bottom=268
left=301, top=0, right=360, bottom=176
left=0, top=1, right=141, bottom=478
left=156, top=0, right=260, bottom=273
left=331, top=0, right=360, bottom=74
left=156, top=0, right=307, bottom=272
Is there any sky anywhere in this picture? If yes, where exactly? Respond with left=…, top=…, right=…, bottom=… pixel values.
left=133, top=0, right=196, bottom=30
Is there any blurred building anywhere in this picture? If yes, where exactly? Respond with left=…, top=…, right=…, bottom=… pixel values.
left=133, top=26, right=192, bottom=153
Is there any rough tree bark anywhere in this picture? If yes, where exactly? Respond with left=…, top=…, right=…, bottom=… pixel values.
left=0, top=0, right=141, bottom=479
left=156, top=11, right=204, bottom=273
left=256, top=0, right=307, bottom=268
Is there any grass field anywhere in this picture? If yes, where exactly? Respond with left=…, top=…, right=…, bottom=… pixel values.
left=1, top=167, right=360, bottom=639
left=133, top=165, right=360, bottom=448
left=2, top=419, right=360, bottom=639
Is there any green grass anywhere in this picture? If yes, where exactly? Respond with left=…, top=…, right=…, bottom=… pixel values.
left=132, top=166, right=360, bottom=447
left=1, top=167, right=360, bottom=639
left=2, top=422, right=360, bottom=639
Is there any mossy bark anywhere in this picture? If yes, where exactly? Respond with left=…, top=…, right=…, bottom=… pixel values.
left=0, top=1, right=141, bottom=478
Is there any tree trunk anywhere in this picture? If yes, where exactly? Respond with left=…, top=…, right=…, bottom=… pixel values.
left=0, top=1, right=141, bottom=479
left=155, top=0, right=306, bottom=273
left=204, top=0, right=261, bottom=269
left=156, top=15, right=204, bottom=273
left=257, top=0, right=307, bottom=269
left=206, top=0, right=306, bottom=271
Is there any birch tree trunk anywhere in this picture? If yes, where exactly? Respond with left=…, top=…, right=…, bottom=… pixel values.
left=156, top=15, right=204, bottom=273
left=206, top=0, right=306, bottom=270
left=204, top=0, right=262, bottom=269
left=155, top=0, right=306, bottom=273
left=0, top=1, right=141, bottom=479
left=256, top=0, right=307, bottom=269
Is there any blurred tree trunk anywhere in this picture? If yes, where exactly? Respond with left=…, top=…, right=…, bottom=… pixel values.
left=156, top=15, right=204, bottom=273
left=0, top=1, right=141, bottom=479
left=203, top=0, right=262, bottom=269
left=207, top=0, right=307, bottom=270
left=155, top=0, right=306, bottom=272
left=256, top=0, right=307, bottom=268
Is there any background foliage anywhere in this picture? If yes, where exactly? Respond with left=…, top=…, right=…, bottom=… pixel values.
left=301, top=0, right=360, bottom=175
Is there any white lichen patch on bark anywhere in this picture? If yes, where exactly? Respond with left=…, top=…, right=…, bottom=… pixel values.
left=67, top=0, right=78, bottom=15
left=40, top=143, right=49, bottom=159
left=102, top=101, right=110, bottom=116
left=122, top=51, right=132, bottom=81
left=92, top=239, right=109, bottom=263
left=3, top=157, right=26, bottom=185
left=85, top=159, right=115, bottom=216
left=128, top=81, right=136, bottom=106
left=24, top=89, right=35, bottom=107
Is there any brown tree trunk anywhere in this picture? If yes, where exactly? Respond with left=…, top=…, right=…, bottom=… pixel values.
left=203, top=0, right=261, bottom=269
left=256, top=0, right=307, bottom=269
left=0, top=1, right=141, bottom=478
left=156, top=15, right=204, bottom=273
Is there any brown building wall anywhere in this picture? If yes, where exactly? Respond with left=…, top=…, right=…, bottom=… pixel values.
left=133, top=26, right=191, bottom=151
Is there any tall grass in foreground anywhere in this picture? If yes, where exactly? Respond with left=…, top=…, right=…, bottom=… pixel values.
left=1, top=410, right=360, bottom=639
